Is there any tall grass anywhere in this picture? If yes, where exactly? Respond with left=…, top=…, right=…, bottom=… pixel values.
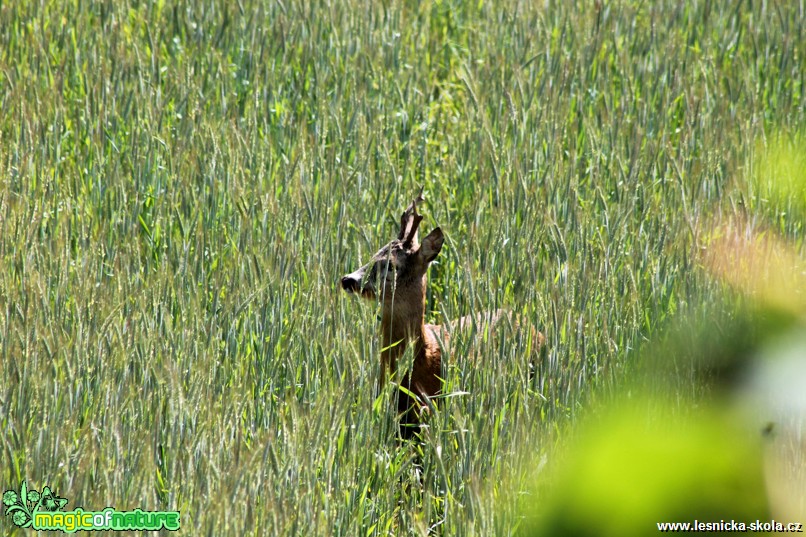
left=1, top=0, right=804, bottom=534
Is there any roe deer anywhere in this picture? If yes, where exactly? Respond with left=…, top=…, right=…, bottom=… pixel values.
left=340, top=189, right=546, bottom=439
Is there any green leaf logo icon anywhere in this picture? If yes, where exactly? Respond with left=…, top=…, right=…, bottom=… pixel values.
left=3, top=481, right=67, bottom=528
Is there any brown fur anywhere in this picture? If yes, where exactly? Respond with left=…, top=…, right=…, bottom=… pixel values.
left=341, top=191, right=545, bottom=438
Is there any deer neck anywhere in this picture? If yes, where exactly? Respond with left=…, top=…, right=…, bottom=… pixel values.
left=380, top=277, right=427, bottom=372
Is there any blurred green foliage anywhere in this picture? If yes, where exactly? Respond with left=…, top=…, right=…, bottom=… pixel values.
left=520, top=401, right=769, bottom=537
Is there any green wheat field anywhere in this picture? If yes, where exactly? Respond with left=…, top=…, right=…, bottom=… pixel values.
left=2, top=1, right=805, bottom=535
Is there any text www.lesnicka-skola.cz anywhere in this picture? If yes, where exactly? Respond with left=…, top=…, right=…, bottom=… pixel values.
left=657, top=520, right=803, bottom=532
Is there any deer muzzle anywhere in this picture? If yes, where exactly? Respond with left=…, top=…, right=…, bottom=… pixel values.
left=341, top=273, right=361, bottom=293
left=341, top=266, right=374, bottom=297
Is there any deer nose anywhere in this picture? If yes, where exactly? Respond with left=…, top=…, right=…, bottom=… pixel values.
left=341, top=274, right=360, bottom=293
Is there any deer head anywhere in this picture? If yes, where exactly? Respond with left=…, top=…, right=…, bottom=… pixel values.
left=341, top=188, right=444, bottom=304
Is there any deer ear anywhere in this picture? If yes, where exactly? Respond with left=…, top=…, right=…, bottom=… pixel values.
left=420, top=227, right=444, bottom=263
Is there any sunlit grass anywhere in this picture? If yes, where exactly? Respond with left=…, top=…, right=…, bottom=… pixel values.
left=1, top=0, right=804, bottom=534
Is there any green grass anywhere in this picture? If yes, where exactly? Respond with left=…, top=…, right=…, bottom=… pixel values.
left=1, top=0, right=804, bottom=534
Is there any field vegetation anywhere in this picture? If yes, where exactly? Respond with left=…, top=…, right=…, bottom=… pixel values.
left=1, top=0, right=804, bottom=534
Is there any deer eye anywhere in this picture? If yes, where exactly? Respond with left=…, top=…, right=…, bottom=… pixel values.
left=382, top=262, right=396, bottom=280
